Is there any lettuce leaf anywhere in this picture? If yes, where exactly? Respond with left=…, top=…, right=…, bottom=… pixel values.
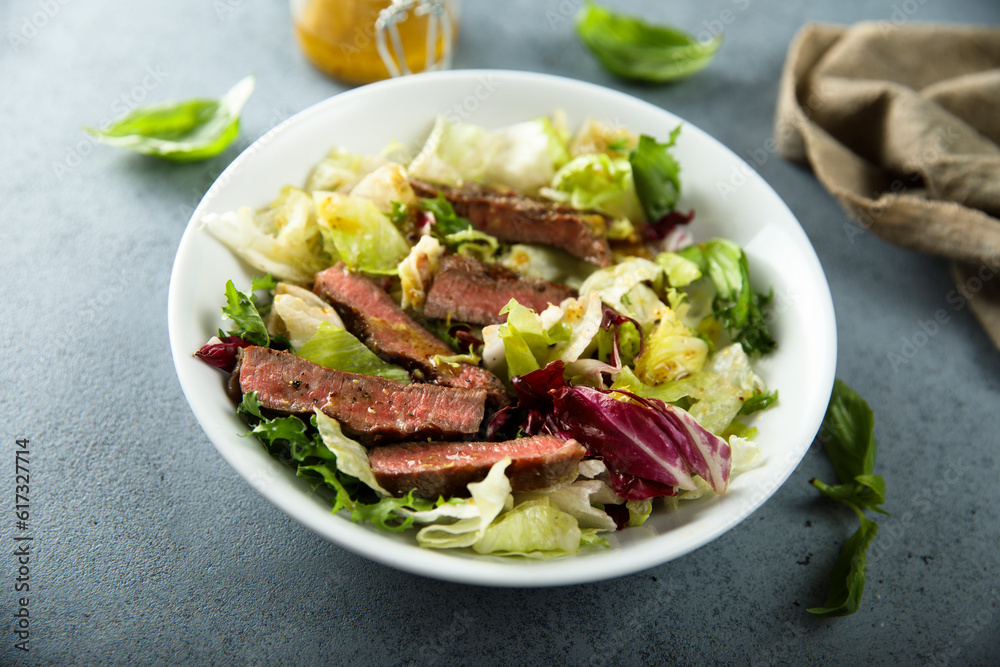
left=314, top=191, right=411, bottom=275
left=295, top=322, right=410, bottom=383
left=544, top=152, right=645, bottom=223
left=269, top=282, right=346, bottom=350
left=221, top=276, right=276, bottom=346
left=405, top=458, right=514, bottom=549
left=313, top=410, right=389, bottom=497
left=408, top=115, right=571, bottom=195
left=202, top=186, right=333, bottom=285
left=629, top=129, right=682, bottom=222
left=678, top=239, right=776, bottom=356
left=472, top=497, right=583, bottom=557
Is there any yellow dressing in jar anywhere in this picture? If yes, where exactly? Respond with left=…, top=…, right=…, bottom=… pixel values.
left=292, top=0, right=458, bottom=85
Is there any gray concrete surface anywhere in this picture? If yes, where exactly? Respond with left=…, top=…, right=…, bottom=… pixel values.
left=2, top=0, right=999, bottom=664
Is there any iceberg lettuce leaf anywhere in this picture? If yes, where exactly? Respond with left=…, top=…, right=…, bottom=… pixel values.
left=314, top=191, right=411, bottom=275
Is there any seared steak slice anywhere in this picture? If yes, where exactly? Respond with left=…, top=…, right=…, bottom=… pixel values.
left=369, top=435, right=586, bottom=498
left=235, top=346, right=486, bottom=444
left=424, top=253, right=575, bottom=326
left=410, top=178, right=613, bottom=267
left=313, top=263, right=511, bottom=407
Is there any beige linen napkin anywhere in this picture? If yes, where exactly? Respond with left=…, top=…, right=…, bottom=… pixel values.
left=775, top=22, right=1000, bottom=348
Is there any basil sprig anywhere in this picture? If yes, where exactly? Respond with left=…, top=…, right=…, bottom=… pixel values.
left=808, top=380, right=888, bottom=617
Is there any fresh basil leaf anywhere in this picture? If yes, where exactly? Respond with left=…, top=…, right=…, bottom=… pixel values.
left=808, top=510, right=879, bottom=618
left=84, top=75, right=255, bottom=162
left=221, top=278, right=270, bottom=347
left=575, top=1, right=723, bottom=83
left=811, top=477, right=888, bottom=516
left=629, top=129, right=682, bottom=222
left=821, top=379, right=878, bottom=483
left=809, top=380, right=888, bottom=617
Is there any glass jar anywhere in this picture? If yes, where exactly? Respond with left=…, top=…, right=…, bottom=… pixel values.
left=291, top=0, right=458, bottom=85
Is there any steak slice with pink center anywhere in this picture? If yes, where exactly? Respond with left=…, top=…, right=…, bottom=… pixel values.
left=424, top=253, right=575, bottom=326
left=410, top=178, right=613, bottom=267
left=234, top=346, right=486, bottom=444
left=369, top=435, right=586, bottom=499
left=313, top=262, right=511, bottom=408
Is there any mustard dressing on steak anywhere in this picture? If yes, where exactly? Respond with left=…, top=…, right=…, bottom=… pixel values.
left=234, top=346, right=487, bottom=444
left=368, top=435, right=587, bottom=498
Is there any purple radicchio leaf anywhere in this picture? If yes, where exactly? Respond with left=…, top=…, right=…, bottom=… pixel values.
left=489, top=361, right=733, bottom=501
left=195, top=335, right=252, bottom=372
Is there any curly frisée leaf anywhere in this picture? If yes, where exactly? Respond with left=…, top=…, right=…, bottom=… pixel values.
left=84, top=75, right=255, bottom=162
left=575, top=2, right=722, bottom=83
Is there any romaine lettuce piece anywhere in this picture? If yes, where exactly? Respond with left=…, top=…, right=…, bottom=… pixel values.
left=306, top=146, right=387, bottom=193
left=313, top=191, right=412, bottom=275
left=486, top=117, right=571, bottom=195
left=568, top=117, right=638, bottom=158
left=577, top=257, right=666, bottom=326
left=295, top=322, right=410, bottom=383
left=499, top=243, right=596, bottom=291
left=409, top=115, right=572, bottom=195
left=678, top=238, right=776, bottom=356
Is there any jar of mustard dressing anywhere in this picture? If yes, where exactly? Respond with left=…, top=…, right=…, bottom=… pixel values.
left=291, top=0, right=459, bottom=85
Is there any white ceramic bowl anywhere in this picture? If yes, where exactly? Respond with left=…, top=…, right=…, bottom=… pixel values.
left=168, top=69, right=836, bottom=587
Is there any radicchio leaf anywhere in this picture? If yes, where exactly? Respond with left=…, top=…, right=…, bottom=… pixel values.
left=489, top=361, right=732, bottom=500
left=195, top=335, right=252, bottom=372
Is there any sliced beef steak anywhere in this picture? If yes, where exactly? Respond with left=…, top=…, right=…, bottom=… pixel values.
left=423, top=253, right=575, bottom=326
left=313, top=263, right=511, bottom=407
left=234, top=346, right=486, bottom=444
left=410, top=178, right=613, bottom=267
left=369, top=435, right=586, bottom=498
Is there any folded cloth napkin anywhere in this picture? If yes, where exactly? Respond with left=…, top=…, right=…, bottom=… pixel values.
left=775, top=22, right=1000, bottom=348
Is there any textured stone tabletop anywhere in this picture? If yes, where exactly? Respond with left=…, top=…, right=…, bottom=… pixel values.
left=2, top=0, right=999, bottom=664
